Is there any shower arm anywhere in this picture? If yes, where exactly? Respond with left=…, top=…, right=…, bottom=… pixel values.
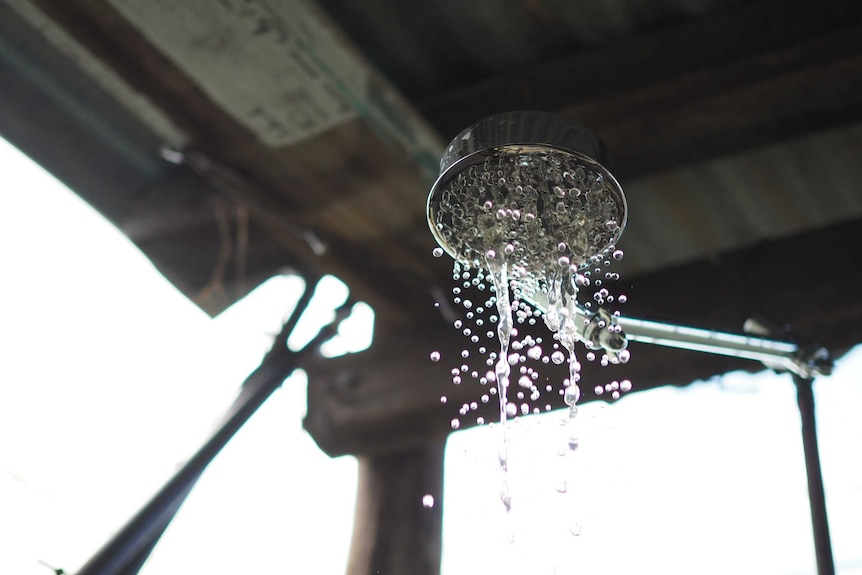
left=572, top=303, right=833, bottom=380
left=572, top=301, right=837, bottom=575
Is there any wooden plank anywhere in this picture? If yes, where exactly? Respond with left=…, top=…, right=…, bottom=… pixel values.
left=22, top=0, right=443, bottom=329
left=304, top=217, right=862, bottom=456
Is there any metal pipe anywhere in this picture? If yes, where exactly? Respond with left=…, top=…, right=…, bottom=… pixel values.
left=75, top=345, right=300, bottom=575
left=616, top=316, right=822, bottom=378
left=76, top=279, right=353, bottom=575
left=793, top=375, right=836, bottom=575
left=582, top=308, right=836, bottom=575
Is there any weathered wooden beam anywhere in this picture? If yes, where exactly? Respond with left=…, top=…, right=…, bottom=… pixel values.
left=20, top=0, right=444, bottom=328
left=304, top=217, right=862, bottom=457
left=347, top=442, right=444, bottom=575
left=420, top=0, right=862, bottom=178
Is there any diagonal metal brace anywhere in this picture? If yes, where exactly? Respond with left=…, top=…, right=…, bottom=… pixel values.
left=76, top=278, right=355, bottom=575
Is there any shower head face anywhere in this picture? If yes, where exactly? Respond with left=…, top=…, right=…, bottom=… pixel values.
left=427, top=112, right=627, bottom=286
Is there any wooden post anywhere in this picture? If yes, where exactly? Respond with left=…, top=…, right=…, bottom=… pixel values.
left=347, top=441, right=446, bottom=575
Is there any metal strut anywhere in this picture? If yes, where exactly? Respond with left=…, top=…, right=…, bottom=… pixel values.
left=578, top=306, right=837, bottom=575
left=75, top=277, right=355, bottom=575
left=793, top=375, right=836, bottom=575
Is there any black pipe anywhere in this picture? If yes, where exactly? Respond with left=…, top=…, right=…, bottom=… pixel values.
left=76, top=346, right=300, bottom=574
left=792, top=375, right=835, bottom=575
left=76, top=279, right=353, bottom=574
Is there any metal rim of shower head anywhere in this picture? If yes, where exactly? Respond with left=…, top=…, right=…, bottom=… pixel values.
left=426, top=110, right=628, bottom=262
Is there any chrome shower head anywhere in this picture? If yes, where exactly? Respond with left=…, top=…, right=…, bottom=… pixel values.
left=427, top=111, right=627, bottom=272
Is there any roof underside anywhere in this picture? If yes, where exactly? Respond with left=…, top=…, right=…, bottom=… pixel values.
left=2, top=0, right=862, bottom=454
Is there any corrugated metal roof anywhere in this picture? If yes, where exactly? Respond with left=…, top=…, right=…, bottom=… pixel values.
left=316, top=0, right=746, bottom=99
left=618, top=120, right=862, bottom=274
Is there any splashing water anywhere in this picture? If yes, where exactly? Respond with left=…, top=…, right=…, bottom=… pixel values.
left=431, top=148, right=634, bottom=530
left=486, top=254, right=514, bottom=509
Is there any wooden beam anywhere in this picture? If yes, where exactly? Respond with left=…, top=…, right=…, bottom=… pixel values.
left=420, top=0, right=862, bottom=178
left=347, top=442, right=445, bottom=575
left=22, top=0, right=444, bottom=329
left=304, top=217, right=862, bottom=457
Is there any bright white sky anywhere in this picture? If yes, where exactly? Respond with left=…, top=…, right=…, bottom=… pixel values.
left=0, top=135, right=860, bottom=574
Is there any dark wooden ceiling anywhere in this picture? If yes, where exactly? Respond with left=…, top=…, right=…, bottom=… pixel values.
left=2, top=0, right=862, bottom=455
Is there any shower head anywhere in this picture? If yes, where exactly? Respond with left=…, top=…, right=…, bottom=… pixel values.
left=426, top=111, right=627, bottom=272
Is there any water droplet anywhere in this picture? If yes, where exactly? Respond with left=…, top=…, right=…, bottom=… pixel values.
left=430, top=351, right=441, bottom=362
left=551, top=350, right=566, bottom=364
left=612, top=249, right=624, bottom=260
left=620, top=379, right=632, bottom=392
left=564, top=385, right=580, bottom=406
left=501, top=491, right=513, bottom=513
left=618, top=294, right=628, bottom=303
left=432, top=247, right=444, bottom=258
left=461, top=349, right=469, bottom=358
left=422, top=494, right=435, bottom=508
left=450, top=419, right=460, bottom=429
left=440, top=395, right=447, bottom=403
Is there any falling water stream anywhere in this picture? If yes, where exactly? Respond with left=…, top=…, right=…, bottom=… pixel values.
left=430, top=148, right=633, bottom=547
